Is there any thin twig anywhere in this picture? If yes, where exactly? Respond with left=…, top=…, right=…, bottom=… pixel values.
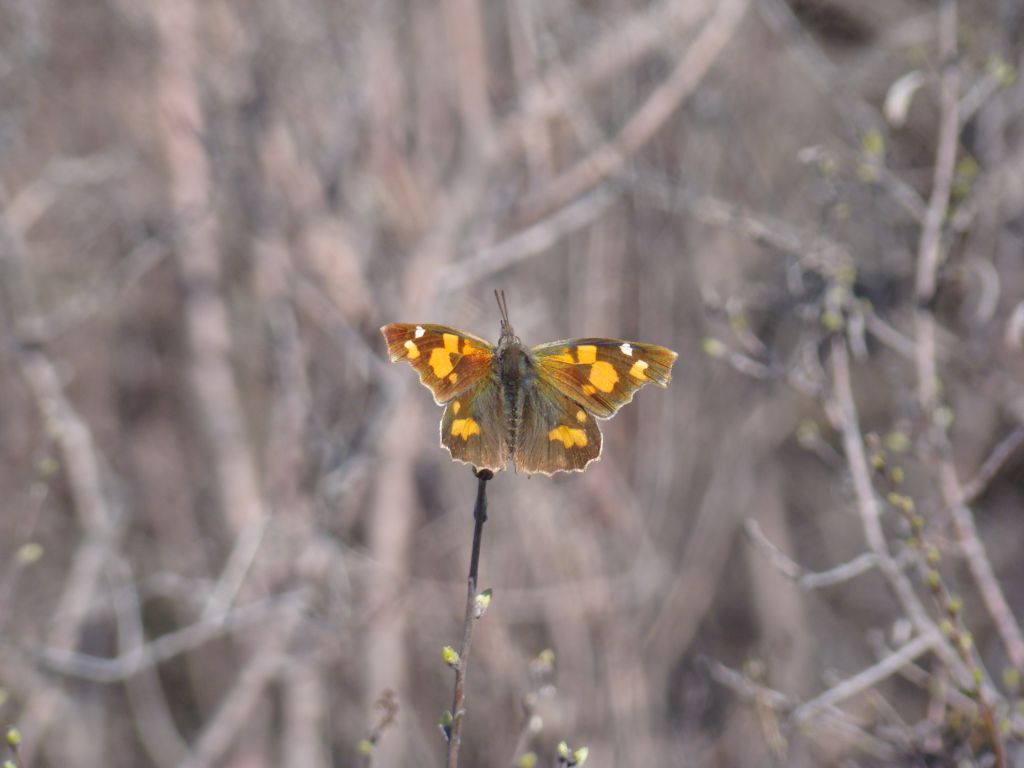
left=515, top=0, right=749, bottom=225
left=446, top=468, right=493, bottom=768
left=744, top=519, right=898, bottom=590
left=706, top=660, right=898, bottom=759
left=441, top=185, right=619, bottom=292
left=792, top=632, right=941, bottom=725
left=33, top=591, right=306, bottom=683
left=960, top=426, right=1024, bottom=505
left=827, top=338, right=932, bottom=634
left=910, top=0, right=1024, bottom=688
left=913, top=0, right=960, bottom=413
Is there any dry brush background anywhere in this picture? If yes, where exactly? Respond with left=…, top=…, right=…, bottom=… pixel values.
left=1, top=0, right=1024, bottom=766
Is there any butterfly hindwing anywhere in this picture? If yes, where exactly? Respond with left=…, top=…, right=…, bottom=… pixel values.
left=440, top=375, right=507, bottom=472
left=381, top=323, right=494, bottom=403
left=514, top=378, right=602, bottom=474
left=531, top=338, right=678, bottom=417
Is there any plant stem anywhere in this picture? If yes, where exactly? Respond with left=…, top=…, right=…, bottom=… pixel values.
left=446, top=468, right=493, bottom=768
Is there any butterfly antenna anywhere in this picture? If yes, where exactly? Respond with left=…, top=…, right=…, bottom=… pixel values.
left=495, top=289, right=512, bottom=336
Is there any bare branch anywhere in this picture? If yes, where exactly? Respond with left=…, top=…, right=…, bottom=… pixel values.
left=960, top=426, right=1024, bottom=506
left=33, top=591, right=306, bottom=684
left=515, top=0, right=750, bottom=224
left=744, top=519, right=895, bottom=590
left=792, top=632, right=940, bottom=725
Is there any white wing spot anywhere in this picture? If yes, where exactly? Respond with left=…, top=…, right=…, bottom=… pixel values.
left=620, top=342, right=633, bottom=356
left=414, top=325, right=426, bottom=338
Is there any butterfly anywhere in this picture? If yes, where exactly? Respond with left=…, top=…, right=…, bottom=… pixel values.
left=380, top=291, right=677, bottom=475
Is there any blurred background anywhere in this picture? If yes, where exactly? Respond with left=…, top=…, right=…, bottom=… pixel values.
left=1, top=0, right=1024, bottom=766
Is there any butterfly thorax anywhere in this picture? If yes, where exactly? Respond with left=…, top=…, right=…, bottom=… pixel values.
left=496, top=339, right=535, bottom=456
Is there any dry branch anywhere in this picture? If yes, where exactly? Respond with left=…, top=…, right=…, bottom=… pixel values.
left=515, top=0, right=750, bottom=225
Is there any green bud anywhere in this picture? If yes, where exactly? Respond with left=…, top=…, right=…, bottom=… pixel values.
left=442, top=646, right=460, bottom=668
left=861, top=130, right=885, bottom=158
left=926, top=569, right=940, bottom=590
left=517, top=753, right=538, bottom=768
left=934, top=405, right=954, bottom=430
left=1002, top=666, right=1020, bottom=693
left=939, top=619, right=955, bottom=636
left=835, top=264, right=857, bottom=286
left=573, top=747, right=590, bottom=765
left=473, top=588, right=493, bottom=619
left=821, top=309, right=844, bottom=332
left=439, top=710, right=453, bottom=743
left=5, top=728, right=20, bottom=747
left=701, top=338, right=727, bottom=359
left=557, top=741, right=571, bottom=759
left=890, top=466, right=905, bottom=485
left=883, top=431, right=910, bottom=453
left=986, top=55, right=1017, bottom=86
left=856, top=162, right=879, bottom=183
left=925, top=546, right=941, bottom=566
left=37, top=457, right=60, bottom=476
left=16, top=542, right=43, bottom=565
left=947, top=595, right=963, bottom=615
left=357, top=739, right=374, bottom=755
left=795, top=420, right=820, bottom=449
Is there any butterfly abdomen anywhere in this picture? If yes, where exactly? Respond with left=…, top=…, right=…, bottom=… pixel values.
left=498, top=343, right=534, bottom=459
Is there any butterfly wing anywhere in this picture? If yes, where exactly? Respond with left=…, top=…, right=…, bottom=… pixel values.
left=440, top=376, right=507, bottom=472
left=513, top=377, right=602, bottom=474
left=531, top=338, right=677, bottom=417
left=381, top=323, right=494, bottom=403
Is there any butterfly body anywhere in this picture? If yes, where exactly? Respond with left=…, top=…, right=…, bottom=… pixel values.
left=381, top=298, right=677, bottom=475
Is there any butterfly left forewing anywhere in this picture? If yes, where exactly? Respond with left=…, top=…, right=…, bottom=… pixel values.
left=513, top=378, right=602, bottom=474
left=531, top=338, right=677, bottom=417
left=381, top=323, right=494, bottom=403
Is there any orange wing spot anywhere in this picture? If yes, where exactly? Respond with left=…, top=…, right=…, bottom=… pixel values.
left=629, top=359, right=649, bottom=380
left=576, top=345, right=597, bottom=364
left=589, top=360, right=619, bottom=393
left=550, top=349, right=575, bottom=364
left=429, top=348, right=454, bottom=378
left=448, top=372, right=459, bottom=384
left=451, top=417, right=480, bottom=440
left=404, top=340, right=420, bottom=359
left=582, top=384, right=597, bottom=396
left=443, top=333, right=461, bottom=354
left=575, top=410, right=587, bottom=423
left=548, top=425, right=588, bottom=448
left=453, top=401, right=461, bottom=414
